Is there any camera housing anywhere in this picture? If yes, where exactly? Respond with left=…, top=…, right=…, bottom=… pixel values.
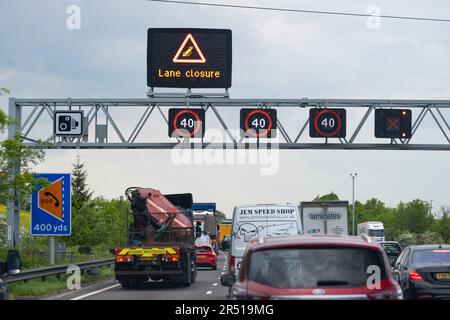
left=58, top=115, right=79, bottom=132
left=54, top=111, right=83, bottom=136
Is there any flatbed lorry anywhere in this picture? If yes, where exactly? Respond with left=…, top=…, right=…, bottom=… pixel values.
left=113, top=187, right=197, bottom=288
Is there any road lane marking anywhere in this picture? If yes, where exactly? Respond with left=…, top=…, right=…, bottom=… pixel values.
left=70, top=284, right=120, bottom=300
left=213, top=283, right=218, bottom=286
left=206, top=291, right=213, bottom=295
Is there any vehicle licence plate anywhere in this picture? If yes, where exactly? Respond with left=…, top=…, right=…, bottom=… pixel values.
left=436, top=273, right=450, bottom=280
left=197, top=255, right=206, bottom=259
left=140, top=256, right=156, bottom=261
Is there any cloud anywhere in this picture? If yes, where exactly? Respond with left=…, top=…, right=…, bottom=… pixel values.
left=1, top=0, right=450, bottom=215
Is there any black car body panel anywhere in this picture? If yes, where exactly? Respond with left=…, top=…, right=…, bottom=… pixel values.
left=395, top=244, right=450, bottom=299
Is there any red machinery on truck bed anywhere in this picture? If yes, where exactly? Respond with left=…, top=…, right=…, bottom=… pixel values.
left=113, top=187, right=197, bottom=288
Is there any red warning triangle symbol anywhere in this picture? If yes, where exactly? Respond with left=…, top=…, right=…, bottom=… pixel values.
left=173, top=33, right=206, bottom=64
left=38, top=178, right=63, bottom=221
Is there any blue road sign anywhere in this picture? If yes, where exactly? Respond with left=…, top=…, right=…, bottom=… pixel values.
left=31, top=173, right=71, bottom=236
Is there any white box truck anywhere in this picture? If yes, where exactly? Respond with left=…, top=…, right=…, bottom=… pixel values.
left=300, top=201, right=349, bottom=236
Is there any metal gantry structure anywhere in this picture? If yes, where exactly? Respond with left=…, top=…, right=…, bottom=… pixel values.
left=6, top=96, right=450, bottom=246
left=9, top=97, right=450, bottom=150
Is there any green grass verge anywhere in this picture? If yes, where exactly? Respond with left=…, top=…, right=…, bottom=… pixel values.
left=7, top=265, right=113, bottom=299
left=0, top=246, right=113, bottom=270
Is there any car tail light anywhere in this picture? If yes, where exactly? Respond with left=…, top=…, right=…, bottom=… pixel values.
left=169, top=256, right=178, bottom=262
left=367, top=279, right=403, bottom=300
left=230, top=255, right=235, bottom=274
left=409, top=270, right=424, bottom=282
left=368, top=283, right=403, bottom=300
left=116, top=256, right=131, bottom=263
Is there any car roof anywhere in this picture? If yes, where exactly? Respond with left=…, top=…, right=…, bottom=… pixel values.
left=360, top=221, right=383, bottom=224
left=234, top=204, right=297, bottom=208
left=248, top=235, right=383, bottom=252
left=195, top=243, right=212, bottom=247
left=407, top=244, right=450, bottom=251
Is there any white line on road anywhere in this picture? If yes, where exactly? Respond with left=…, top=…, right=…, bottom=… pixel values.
left=213, top=283, right=218, bottom=286
left=70, top=284, right=120, bottom=300
left=206, top=291, right=213, bottom=295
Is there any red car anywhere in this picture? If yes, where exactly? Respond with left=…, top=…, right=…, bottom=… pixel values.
left=196, top=244, right=217, bottom=270
left=221, top=235, right=403, bottom=300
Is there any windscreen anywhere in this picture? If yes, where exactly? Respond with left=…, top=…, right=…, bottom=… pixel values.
left=381, top=243, right=401, bottom=255
left=248, top=247, right=386, bottom=288
left=413, top=249, right=450, bottom=264
left=196, top=246, right=213, bottom=253
left=368, top=230, right=385, bottom=237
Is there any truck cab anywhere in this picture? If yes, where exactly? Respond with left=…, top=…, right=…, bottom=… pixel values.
left=114, top=187, right=197, bottom=288
left=357, top=221, right=385, bottom=242
left=192, top=203, right=218, bottom=254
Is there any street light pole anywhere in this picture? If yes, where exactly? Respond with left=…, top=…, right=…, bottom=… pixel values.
left=350, top=173, right=358, bottom=235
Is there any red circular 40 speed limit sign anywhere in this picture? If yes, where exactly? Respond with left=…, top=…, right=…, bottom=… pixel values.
left=309, top=108, right=346, bottom=138
left=168, top=108, right=205, bottom=138
left=240, top=108, right=277, bottom=138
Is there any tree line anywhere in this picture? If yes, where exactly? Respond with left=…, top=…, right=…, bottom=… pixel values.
left=0, top=89, right=129, bottom=249
left=315, top=192, right=450, bottom=245
left=0, top=87, right=448, bottom=249
left=65, top=156, right=129, bottom=248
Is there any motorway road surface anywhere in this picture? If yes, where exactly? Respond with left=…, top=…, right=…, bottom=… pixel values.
left=45, top=253, right=230, bottom=300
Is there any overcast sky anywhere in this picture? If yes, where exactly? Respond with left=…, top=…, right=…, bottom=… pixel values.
left=1, top=0, right=450, bottom=217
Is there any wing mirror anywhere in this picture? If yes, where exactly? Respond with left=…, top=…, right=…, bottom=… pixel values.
left=6, top=250, right=22, bottom=276
left=220, top=274, right=236, bottom=287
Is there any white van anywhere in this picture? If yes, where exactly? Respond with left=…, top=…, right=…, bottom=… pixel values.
left=229, top=204, right=302, bottom=277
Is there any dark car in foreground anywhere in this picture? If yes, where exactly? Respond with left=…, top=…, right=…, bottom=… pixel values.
left=221, top=235, right=402, bottom=300
left=0, top=250, right=23, bottom=300
left=393, top=244, right=450, bottom=300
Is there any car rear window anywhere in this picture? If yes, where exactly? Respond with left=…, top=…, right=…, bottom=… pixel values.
left=248, top=247, right=386, bottom=288
left=413, top=249, right=450, bottom=263
left=381, top=243, right=401, bottom=255
left=196, top=246, right=212, bottom=253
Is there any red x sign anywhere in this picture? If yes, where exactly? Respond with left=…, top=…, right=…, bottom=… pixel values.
left=387, top=117, right=400, bottom=131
